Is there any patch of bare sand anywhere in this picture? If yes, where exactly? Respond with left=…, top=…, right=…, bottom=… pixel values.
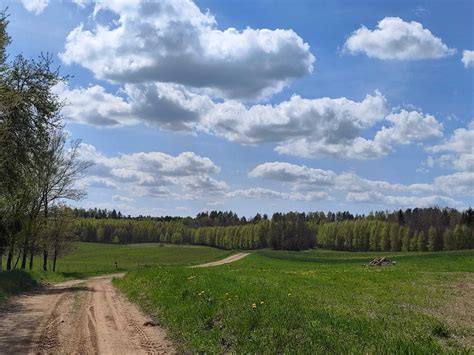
left=0, top=274, right=175, bottom=354
left=191, top=253, right=250, bottom=268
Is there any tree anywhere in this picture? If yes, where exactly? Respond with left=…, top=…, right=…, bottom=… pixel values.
left=42, top=206, right=76, bottom=272
left=389, top=224, right=400, bottom=251
left=417, top=231, right=427, bottom=252
left=380, top=225, right=390, bottom=252
left=401, top=226, right=411, bottom=252
left=36, top=133, right=90, bottom=270
left=427, top=226, right=438, bottom=252
left=0, top=14, right=88, bottom=271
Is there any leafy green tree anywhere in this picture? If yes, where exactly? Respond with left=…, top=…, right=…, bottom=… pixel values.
left=427, top=226, right=438, bottom=252
left=400, top=226, right=410, bottom=252
left=417, top=231, right=427, bottom=252
left=443, top=228, right=454, bottom=251
left=410, top=231, right=419, bottom=251
left=389, top=224, right=400, bottom=251
left=380, top=225, right=390, bottom=252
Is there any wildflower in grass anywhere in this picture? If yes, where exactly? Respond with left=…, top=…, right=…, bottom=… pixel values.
left=187, top=275, right=196, bottom=280
left=260, top=301, right=264, bottom=304
left=198, top=290, right=205, bottom=296
left=288, top=293, right=292, bottom=296
left=251, top=303, right=257, bottom=309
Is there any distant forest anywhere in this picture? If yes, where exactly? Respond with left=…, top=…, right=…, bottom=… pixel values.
left=73, top=207, right=474, bottom=252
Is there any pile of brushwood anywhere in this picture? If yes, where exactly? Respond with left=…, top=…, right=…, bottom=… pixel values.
left=367, top=257, right=396, bottom=266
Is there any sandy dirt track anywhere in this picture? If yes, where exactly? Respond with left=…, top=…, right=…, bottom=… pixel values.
left=0, top=274, right=175, bottom=354
left=191, top=252, right=250, bottom=268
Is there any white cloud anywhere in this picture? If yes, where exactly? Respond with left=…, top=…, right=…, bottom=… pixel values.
left=125, top=83, right=213, bottom=131
left=275, top=109, right=442, bottom=159
left=427, top=122, right=474, bottom=172
left=60, top=83, right=443, bottom=160
left=249, top=161, right=468, bottom=209
left=433, top=172, right=474, bottom=195
left=60, top=0, right=314, bottom=100
left=344, top=17, right=455, bottom=60
left=204, top=91, right=389, bottom=145
left=346, top=191, right=458, bottom=208
left=77, top=144, right=227, bottom=200
left=112, top=195, right=135, bottom=203
left=227, top=187, right=329, bottom=201
left=72, top=0, right=90, bottom=8
left=54, top=83, right=135, bottom=127
left=412, top=6, right=430, bottom=17
left=20, top=0, right=48, bottom=14
left=249, top=162, right=336, bottom=185
left=462, top=50, right=474, bottom=68
left=374, top=110, right=443, bottom=145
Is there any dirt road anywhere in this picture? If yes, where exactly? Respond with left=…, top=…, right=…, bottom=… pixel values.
left=191, top=252, right=250, bottom=268
left=0, top=274, right=175, bottom=354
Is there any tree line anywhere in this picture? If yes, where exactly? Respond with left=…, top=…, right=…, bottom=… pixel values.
left=74, top=208, right=473, bottom=252
left=0, top=13, right=87, bottom=271
left=316, top=220, right=473, bottom=252
left=75, top=212, right=314, bottom=251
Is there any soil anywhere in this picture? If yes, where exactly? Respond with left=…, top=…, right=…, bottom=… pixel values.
left=0, top=274, right=175, bottom=354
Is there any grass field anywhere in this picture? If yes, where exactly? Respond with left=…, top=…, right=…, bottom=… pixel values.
left=0, top=242, right=230, bottom=303
left=115, top=249, right=474, bottom=353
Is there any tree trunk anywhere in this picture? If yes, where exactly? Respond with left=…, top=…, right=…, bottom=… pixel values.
left=42, top=249, right=48, bottom=271
left=29, top=249, right=34, bottom=270
left=20, top=246, right=27, bottom=269
left=13, top=249, right=21, bottom=269
left=52, top=248, right=58, bottom=272
left=6, top=249, right=13, bottom=270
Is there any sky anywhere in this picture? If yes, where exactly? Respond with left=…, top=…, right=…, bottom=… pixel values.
left=5, top=0, right=473, bottom=217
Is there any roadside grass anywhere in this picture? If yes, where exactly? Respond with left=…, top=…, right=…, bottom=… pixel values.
left=0, top=242, right=231, bottom=304
left=115, top=249, right=474, bottom=353
left=54, top=242, right=233, bottom=273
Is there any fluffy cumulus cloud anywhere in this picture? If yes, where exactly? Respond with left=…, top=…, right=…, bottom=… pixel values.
left=54, top=83, right=135, bottom=127
left=462, top=50, right=474, bottom=68
left=59, top=81, right=444, bottom=159
left=20, top=0, right=48, bottom=14
left=56, top=2, right=447, bottom=161
left=77, top=144, right=227, bottom=200
left=274, top=109, right=443, bottom=159
left=249, top=161, right=470, bottom=208
left=60, top=0, right=314, bottom=100
left=77, top=144, right=336, bottom=205
left=204, top=92, right=389, bottom=145
left=125, top=83, right=213, bottom=131
left=376, top=110, right=443, bottom=144
left=344, top=17, right=455, bottom=60
left=426, top=121, right=474, bottom=172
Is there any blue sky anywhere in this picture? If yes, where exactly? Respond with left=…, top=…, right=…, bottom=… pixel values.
left=6, top=0, right=473, bottom=217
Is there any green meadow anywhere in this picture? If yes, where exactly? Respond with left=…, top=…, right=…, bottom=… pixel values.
left=115, top=249, right=474, bottom=353
left=0, top=242, right=230, bottom=303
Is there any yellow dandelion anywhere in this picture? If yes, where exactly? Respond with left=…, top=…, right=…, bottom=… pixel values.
left=251, top=303, right=257, bottom=309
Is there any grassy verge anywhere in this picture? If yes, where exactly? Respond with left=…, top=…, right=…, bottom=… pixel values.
left=0, top=242, right=231, bottom=304
left=115, top=249, right=474, bottom=353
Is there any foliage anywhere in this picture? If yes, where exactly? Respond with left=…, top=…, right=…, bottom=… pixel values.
left=0, top=12, right=88, bottom=272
